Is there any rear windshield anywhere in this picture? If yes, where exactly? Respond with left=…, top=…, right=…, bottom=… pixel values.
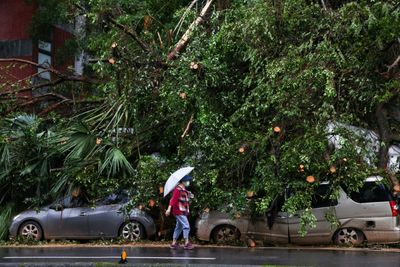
left=342, top=182, right=393, bottom=203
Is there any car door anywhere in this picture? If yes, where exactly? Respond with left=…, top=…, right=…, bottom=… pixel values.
left=247, top=194, right=289, bottom=244
left=287, top=184, right=338, bottom=244
left=46, top=196, right=90, bottom=238
left=59, top=206, right=91, bottom=238
left=86, top=204, right=125, bottom=238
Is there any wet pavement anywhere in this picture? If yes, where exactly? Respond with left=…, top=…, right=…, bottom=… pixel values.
left=0, top=246, right=399, bottom=266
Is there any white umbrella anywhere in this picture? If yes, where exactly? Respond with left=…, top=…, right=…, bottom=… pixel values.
left=163, top=166, right=194, bottom=197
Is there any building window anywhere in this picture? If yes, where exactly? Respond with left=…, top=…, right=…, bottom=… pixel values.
left=38, top=40, right=52, bottom=80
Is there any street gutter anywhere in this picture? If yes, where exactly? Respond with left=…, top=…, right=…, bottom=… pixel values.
left=0, top=243, right=399, bottom=253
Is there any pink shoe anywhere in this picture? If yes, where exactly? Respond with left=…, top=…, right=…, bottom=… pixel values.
left=184, top=242, right=194, bottom=250
left=170, top=243, right=180, bottom=249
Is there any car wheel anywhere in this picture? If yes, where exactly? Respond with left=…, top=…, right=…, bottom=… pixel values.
left=334, top=228, right=365, bottom=246
left=212, top=225, right=240, bottom=244
left=19, top=221, right=43, bottom=240
left=120, top=221, right=145, bottom=241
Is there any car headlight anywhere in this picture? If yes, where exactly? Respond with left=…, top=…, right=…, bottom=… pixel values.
left=12, top=214, right=21, bottom=221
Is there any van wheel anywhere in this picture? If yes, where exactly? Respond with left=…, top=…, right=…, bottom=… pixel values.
left=120, top=221, right=145, bottom=241
left=334, top=228, right=364, bottom=246
left=19, top=221, right=43, bottom=241
left=212, top=225, right=240, bottom=244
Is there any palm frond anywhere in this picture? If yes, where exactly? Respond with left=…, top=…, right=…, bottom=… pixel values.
left=99, top=147, right=135, bottom=177
left=19, top=162, right=40, bottom=176
left=0, top=203, right=14, bottom=240
left=0, top=143, right=11, bottom=172
left=60, top=123, right=100, bottom=160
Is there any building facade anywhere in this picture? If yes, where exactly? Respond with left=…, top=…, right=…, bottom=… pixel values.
left=0, top=0, right=77, bottom=93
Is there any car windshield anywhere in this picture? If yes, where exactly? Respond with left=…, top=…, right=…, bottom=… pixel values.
left=52, top=195, right=89, bottom=209
left=96, top=190, right=130, bottom=205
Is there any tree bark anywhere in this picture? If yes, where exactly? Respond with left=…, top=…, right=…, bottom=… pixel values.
left=167, top=0, right=214, bottom=60
left=180, top=114, right=194, bottom=142
left=273, top=0, right=284, bottom=34
left=376, top=103, right=391, bottom=169
left=375, top=102, right=399, bottom=188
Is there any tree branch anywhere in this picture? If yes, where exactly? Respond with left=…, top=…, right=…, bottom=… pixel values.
left=5, top=93, right=71, bottom=113
left=181, top=114, right=194, bottom=141
left=0, top=58, right=100, bottom=96
left=0, top=79, right=64, bottom=96
left=38, top=99, right=71, bottom=116
left=73, top=3, right=151, bottom=53
left=107, top=17, right=151, bottom=53
left=386, top=54, right=400, bottom=73
left=0, top=58, right=95, bottom=82
left=87, top=58, right=167, bottom=69
left=167, top=0, right=214, bottom=60
left=320, top=0, right=328, bottom=10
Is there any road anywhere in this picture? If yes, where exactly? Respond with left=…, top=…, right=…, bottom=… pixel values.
left=0, top=246, right=399, bottom=266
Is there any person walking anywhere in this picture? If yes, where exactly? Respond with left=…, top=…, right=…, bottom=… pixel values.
left=165, top=175, right=194, bottom=250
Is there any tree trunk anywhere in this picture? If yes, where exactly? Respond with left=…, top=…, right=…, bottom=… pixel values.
left=273, top=0, right=284, bottom=34
left=375, top=103, right=399, bottom=188
left=216, top=0, right=230, bottom=10
left=167, top=0, right=214, bottom=60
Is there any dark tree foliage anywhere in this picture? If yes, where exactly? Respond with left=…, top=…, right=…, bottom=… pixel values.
left=0, top=0, right=399, bottom=238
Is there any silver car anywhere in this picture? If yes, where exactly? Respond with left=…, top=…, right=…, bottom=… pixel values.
left=9, top=190, right=156, bottom=241
left=196, top=177, right=400, bottom=245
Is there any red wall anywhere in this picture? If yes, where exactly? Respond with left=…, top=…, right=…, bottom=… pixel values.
left=53, top=26, right=74, bottom=72
left=0, top=0, right=36, bottom=90
left=0, top=0, right=75, bottom=98
left=0, top=0, right=36, bottom=40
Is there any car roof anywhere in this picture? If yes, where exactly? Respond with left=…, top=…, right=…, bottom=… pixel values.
left=365, top=176, right=383, bottom=182
left=319, top=176, right=383, bottom=185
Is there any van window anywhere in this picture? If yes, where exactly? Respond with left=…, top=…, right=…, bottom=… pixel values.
left=312, top=184, right=338, bottom=208
left=342, top=182, right=393, bottom=203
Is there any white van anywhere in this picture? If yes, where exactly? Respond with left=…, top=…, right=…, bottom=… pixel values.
left=195, top=177, right=400, bottom=245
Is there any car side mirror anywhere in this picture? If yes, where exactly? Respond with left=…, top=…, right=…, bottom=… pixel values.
left=50, top=203, right=64, bottom=211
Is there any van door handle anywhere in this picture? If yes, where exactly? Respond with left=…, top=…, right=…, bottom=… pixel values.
left=80, top=212, right=86, bottom=216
